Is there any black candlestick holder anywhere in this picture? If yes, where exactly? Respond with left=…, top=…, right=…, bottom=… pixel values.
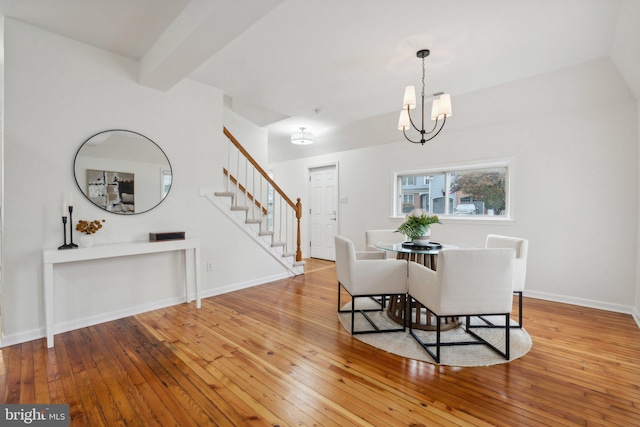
left=58, top=216, right=74, bottom=250
left=67, top=205, right=78, bottom=248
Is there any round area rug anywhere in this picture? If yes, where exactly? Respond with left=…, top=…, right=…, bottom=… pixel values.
left=338, top=299, right=532, bottom=367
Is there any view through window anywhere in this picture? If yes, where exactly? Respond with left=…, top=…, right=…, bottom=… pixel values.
left=395, top=164, right=508, bottom=218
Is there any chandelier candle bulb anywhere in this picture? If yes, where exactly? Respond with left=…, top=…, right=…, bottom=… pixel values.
left=398, top=110, right=411, bottom=130
left=430, top=99, right=441, bottom=120
left=403, top=86, right=416, bottom=109
left=438, top=94, right=452, bottom=117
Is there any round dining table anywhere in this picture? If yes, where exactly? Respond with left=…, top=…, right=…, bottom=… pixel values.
left=374, top=242, right=462, bottom=331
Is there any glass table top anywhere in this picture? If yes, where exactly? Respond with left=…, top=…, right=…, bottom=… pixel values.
left=374, top=242, right=461, bottom=254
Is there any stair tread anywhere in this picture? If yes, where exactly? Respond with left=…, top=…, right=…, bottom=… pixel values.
left=211, top=178, right=303, bottom=275
left=214, top=191, right=234, bottom=197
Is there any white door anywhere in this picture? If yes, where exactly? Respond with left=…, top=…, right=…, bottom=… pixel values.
left=309, top=165, right=337, bottom=260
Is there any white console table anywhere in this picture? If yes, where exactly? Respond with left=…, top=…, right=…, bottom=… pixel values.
left=43, top=239, right=201, bottom=348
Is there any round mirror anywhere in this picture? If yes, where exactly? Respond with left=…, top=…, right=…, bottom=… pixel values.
left=73, top=130, right=172, bottom=214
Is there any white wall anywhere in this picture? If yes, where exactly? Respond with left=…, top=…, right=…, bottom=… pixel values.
left=2, top=19, right=286, bottom=346
left=270, top=58, right=639, bottom=315
left=636, top=103, right=640, bottom=323
left=223, top=107, right=269, bottom=167
left=608, top=0, right=640, bottom=324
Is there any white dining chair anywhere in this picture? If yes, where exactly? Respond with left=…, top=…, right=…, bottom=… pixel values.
left=335, top=235, right=408, bottom=335
left=407, top=248, right=515, bottom=363
left=485, top=234, right=529, bottom=328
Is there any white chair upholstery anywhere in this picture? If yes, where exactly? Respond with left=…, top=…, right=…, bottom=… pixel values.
left=335, top=235, right=408, bottom=334
left=485, top=234, right=529, bottom=327
left=407, top=248, right=515, bottom=363
left=365, top=229, right=406, bottom=258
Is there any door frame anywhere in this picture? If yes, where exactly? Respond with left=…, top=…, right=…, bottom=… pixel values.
left=307, top=162, right=339, bottom=260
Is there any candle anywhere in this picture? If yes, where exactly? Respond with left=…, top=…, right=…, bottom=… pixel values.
left=69, top=193, right=73, bottom=206
left=63, top=202, right=67, bottom=217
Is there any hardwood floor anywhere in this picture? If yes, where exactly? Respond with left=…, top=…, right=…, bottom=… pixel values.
left=2, top=258, right=639, bottom=426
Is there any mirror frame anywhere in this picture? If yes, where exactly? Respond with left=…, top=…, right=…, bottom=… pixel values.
left=73, top=129, right=173, bottom=215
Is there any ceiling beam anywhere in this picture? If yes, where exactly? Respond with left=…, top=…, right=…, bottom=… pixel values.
left=139, top=0, right=283, bottom=91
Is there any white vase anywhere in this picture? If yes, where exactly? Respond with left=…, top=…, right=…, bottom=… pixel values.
left=412, top=229, right=431, bottom=246
left=79, top=234, right=95, bottom=248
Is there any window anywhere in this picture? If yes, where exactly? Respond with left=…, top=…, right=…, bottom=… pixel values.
left=395, top=163, right=509, bottom=218
left=162, top=170, right=172, bottom=198
left=402, top=176, right=416, bottom=186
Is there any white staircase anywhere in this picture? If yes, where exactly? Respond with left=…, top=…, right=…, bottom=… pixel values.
left=203, top=191, right=304, bottom=276
left=202, top=128, right=305, bottom=276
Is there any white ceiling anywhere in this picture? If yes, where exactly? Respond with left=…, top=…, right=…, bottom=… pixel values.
left=0, top=0, right=634, bottom=152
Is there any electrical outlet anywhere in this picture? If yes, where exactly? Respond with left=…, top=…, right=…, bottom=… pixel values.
left=206, top=261, right=213, bottom=271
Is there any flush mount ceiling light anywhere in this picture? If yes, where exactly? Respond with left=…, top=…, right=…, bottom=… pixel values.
left=398, top=49, right=452, bottom=145
left=291, top=127, right=314, bottom=145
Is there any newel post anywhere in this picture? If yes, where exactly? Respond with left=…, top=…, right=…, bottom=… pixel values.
left=295, top=198, right=302, bottom=262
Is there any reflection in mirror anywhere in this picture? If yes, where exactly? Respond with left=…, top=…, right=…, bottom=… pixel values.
left=74, top=130, right=172, bottom=214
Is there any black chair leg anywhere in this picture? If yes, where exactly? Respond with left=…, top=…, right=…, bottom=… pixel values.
left=475, top=292, right=523, bottom=329
left=339, top=286, right=406, bottom=335
left=409, top=305, right=512, bottom=363
left=435, top=317, right=442, bottom=363
left=516, top=291, right=523, bottom=328
left=505, top=313, right=510, bottom=360
left=351, top=301, right=356, bottom=335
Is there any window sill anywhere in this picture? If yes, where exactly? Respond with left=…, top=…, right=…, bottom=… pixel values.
left=389, top=215, right=515, bottom=225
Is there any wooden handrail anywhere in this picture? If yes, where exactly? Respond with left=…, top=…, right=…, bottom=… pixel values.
left=223, top=127, right=297, bottom=210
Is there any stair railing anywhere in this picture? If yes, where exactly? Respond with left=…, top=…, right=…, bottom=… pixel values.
left=222, top=128, right=302, bottom=262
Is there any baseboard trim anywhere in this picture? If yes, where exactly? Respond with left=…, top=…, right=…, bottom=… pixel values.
left=1, top=296, right=187, bottom=348
left=201, top=272, right=290, bottom=299
left=525, top=290, right=640, bottom=329
left=55, top=296, right=187, bottom=336
left=1, top=328, right=45, bottom=348
left=1, top=273, right=291, bottom=348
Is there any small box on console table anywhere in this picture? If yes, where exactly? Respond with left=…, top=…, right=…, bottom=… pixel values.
left=149, top=231, right=186, bottom=242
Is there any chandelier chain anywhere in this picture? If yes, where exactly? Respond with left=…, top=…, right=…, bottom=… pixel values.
left=421, top=57, right=426, bottom=99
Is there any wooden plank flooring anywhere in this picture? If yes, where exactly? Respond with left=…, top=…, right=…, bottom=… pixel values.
left=1, top=258, right=640, bottom=426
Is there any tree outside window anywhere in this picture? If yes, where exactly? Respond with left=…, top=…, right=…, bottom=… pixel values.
left=450, top=168, right=506, bottom=215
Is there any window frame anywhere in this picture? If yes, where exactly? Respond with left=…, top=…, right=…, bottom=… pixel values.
left=391, top=159, right=512, bottom=222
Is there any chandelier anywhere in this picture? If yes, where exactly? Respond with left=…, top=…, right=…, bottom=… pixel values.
left=398, top=49, right=452, bottom=145
left=291, top=127, right=314, bottom=145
